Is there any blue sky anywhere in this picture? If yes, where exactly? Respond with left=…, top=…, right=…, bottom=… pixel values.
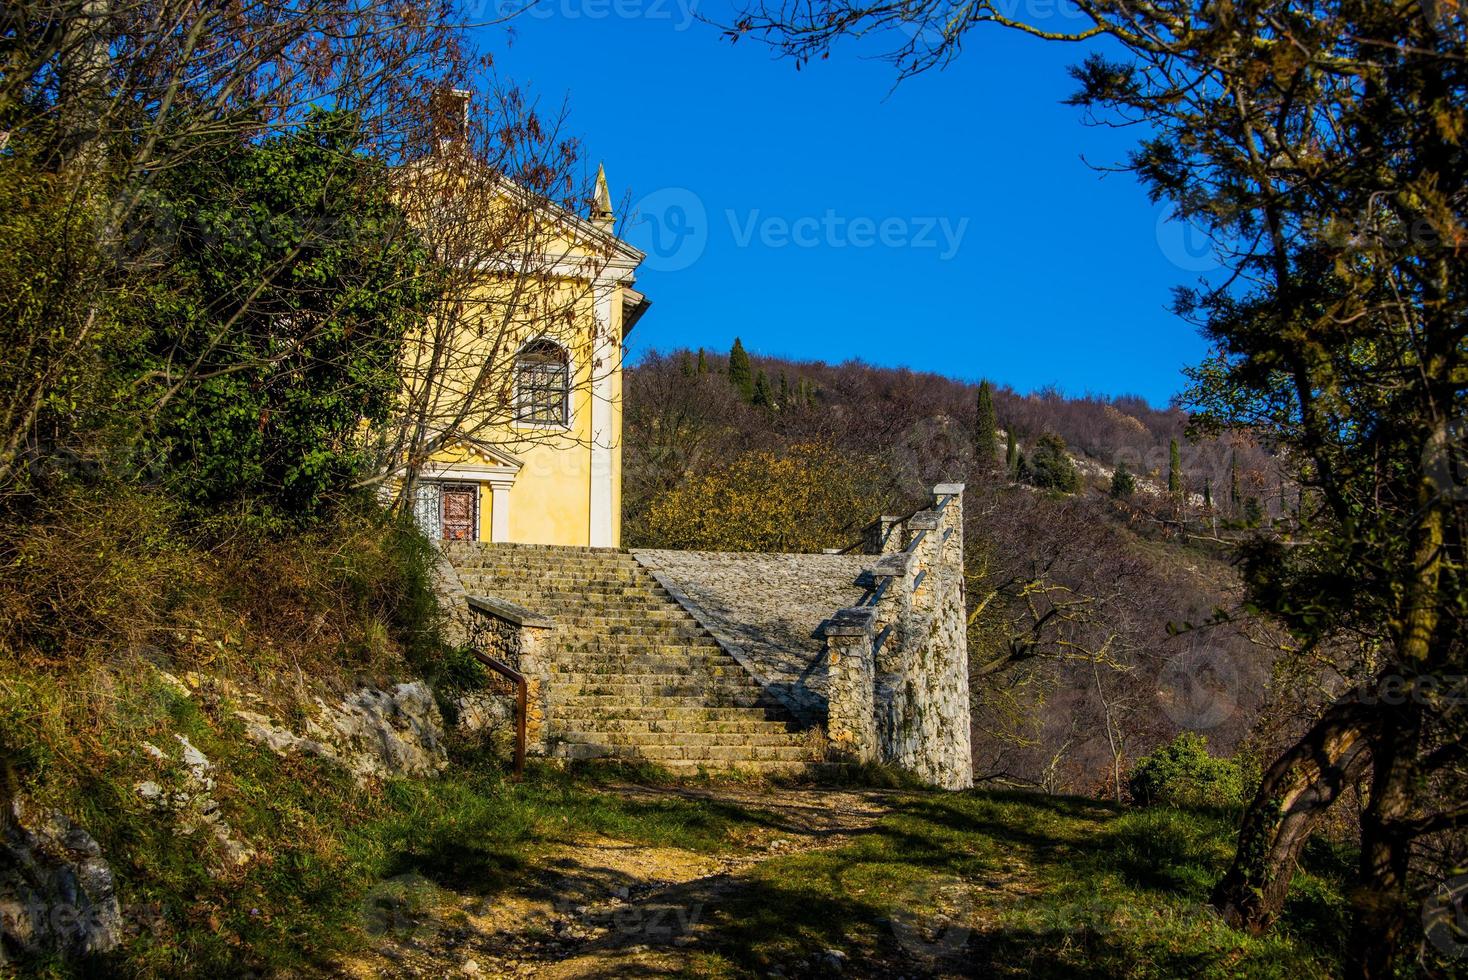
left=481, top=2, right=1220, bottom=406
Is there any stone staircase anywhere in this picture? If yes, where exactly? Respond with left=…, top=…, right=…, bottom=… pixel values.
left=444, top=543, right=821, bottom=774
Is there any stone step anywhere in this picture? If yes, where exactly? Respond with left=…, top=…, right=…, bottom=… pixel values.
left=553, top=742, right=817, bottom=763
left=554, top=688, right=772, bottom=704
left=551, top=666, right=757, bottom=680
left=557, top=730, right=807, bottom=748
left=547, top=716, right=801, bottom=736
left=550, top=704, right=787, bottom=722
left=546, top=645, right=731, bottom=661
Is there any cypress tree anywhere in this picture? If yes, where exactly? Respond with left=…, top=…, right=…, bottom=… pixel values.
left=679, top=350, right=694, bottom=376
left=753, top=369, right=774, bottom=408
left=696, top=349, right=709, bottom=374
left=779, top=371, right=790, bottom=407
left=1168, top=438, right=1183, bottom=498
left=1204, top=477, right=1213, bottom=508
left=974, top=380, right=997, bottom=472
left=728, top=338, right=754, bottom=401
left=1006, top=430, right=1017, bottom=478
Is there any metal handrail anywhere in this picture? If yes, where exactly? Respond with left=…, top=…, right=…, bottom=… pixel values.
left=469, top=649, right=527, bottom=781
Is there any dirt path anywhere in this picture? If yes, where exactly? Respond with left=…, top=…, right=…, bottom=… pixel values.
left=336, top=785, right=901, bottom=979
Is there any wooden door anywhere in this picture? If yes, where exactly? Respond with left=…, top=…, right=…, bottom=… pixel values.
left=441, top=485, right=477, bottom=541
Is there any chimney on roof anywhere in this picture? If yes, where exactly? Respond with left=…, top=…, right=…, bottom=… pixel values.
left=430, top=86, right=471, bottom=149
left=591, top=163, right=614, bottom=232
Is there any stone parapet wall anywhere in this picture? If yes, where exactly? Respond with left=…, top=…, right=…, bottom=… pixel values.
left=821, top=484, right=973, bottom=789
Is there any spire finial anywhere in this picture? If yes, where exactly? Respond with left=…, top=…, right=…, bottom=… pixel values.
left=592, top=163, right=613, bottom=224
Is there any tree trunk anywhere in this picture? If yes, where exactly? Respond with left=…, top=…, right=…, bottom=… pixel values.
left=1210, top=694, right=1374, bottom=932
left=1350, top=707, right=1420, bottom=980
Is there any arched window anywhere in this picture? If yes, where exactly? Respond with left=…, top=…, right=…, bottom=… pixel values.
left=516, top=339, right=569, bottom=426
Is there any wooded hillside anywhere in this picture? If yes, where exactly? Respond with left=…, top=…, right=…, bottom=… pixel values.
left=625, top=344, right=1298, bottom=795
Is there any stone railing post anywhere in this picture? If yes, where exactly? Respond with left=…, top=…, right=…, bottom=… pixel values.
left=466, top=595, right=555, bottom=754
left=820, top=606, right=878, bottom=762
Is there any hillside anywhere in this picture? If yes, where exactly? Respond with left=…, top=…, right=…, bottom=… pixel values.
left=625, top=347, right=1293, bottom=795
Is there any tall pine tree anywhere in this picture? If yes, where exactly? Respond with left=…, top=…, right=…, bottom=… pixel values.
left=753, top=369, right=774, bottom=408
left=727, top=338, right=754, bottom=401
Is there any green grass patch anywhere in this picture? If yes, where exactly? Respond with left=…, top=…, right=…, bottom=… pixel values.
left=687, top=790, right=1348, bottom=979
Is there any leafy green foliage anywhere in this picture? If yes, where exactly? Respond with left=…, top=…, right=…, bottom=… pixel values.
left=129, top=111, right=437, bottom=525
left=1129, top=734, right=1250, bottom=811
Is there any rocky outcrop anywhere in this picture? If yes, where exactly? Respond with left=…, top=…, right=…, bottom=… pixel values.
left=0, top=797, right=122, bottom=963
left=236, top=681, right=448, bottom=783
left=135, top=735, right=255, bottom=869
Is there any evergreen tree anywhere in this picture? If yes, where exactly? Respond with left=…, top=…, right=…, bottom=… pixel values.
left=1028, top=433, right=1079, bottom=492
left=778, top=371, right=789, bottom=407
left=1109, top=460, right=1136, bottom=499
left=1167, top=438, right=1183, bottom=499
left=974, top=380, right=997, bottom=473
left=1203, top=477, right=1213, bottom=509
left=727, top=338, right=753, bottom=401
left=679, top=351, right=694, bottom=376
left=696, top=349, right=709, bottom=374
left=1005, top=430, right=1017, bottom=478
left=752, top=369, right=773, bottom=408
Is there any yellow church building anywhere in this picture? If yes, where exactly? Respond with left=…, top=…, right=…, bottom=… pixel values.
left=392, top=99, right=648, bottom=549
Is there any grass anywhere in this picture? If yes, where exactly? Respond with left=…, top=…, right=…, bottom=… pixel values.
left=8, top=705, right=1352, bottom=979
left=0, top=656, right=1350, bottom=979
left=680, top=791, right=1349, bottom=979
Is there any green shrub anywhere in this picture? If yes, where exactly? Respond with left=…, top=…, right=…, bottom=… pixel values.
left=1128, top=733, right=1249, bottom=810
left=1027, top=432, right=1080, bottom=492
